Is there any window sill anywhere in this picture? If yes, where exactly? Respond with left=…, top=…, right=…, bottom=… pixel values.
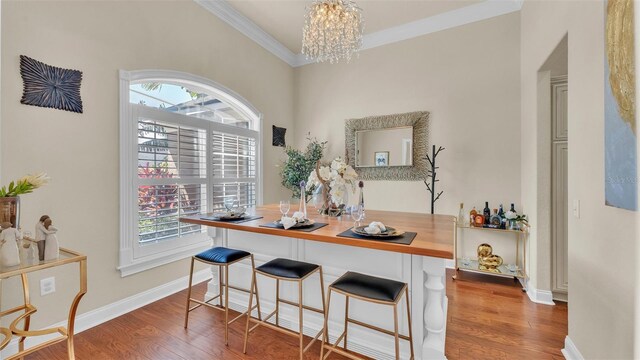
left=118, top=239, right=212, bottom=277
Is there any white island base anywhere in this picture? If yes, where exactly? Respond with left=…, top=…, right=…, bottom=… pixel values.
left=205, top=229, right=448, bottom=360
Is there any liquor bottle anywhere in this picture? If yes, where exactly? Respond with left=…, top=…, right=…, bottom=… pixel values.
left=483, top=202, right=491, bottom=224
left=299, top=181, right=307, bottom=218
left=458, top=203, right=465, bottom=226
left=498, top=204, right=506, bottom=229
left=469, top=207, right=478, bottom=227
left=489, top=209, right=502, bottom=226
left=358, top=181, right=365, bottom=221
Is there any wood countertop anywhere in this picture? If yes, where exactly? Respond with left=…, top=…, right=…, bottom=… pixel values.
left=180, top=204, right=455, bottom=259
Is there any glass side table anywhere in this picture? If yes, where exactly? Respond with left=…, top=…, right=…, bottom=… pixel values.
left=0, top=243, right=87, bottom=360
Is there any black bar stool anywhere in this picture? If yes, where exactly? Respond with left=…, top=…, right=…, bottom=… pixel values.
left=243, top=258, right=326, bottom=360
left=320, top=271, right=414, bottom=360
left=184, top=246, right=262, bottom=346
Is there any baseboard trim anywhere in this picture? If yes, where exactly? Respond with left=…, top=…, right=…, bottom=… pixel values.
left=561, top=336, right=585, bottom=360
left=207, top=287, right=432, bottom=360
left=526, top=285, right=556, bottom=305
left=0, top=269, right=211, bottom=358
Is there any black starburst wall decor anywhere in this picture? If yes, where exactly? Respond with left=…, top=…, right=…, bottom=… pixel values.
left=20, top=55, right=83, bottom=113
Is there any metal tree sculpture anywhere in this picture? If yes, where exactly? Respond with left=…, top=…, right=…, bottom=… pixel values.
left=424, top=145, right=444, bottom=214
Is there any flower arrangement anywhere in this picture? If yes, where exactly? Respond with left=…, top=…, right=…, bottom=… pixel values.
left=504, top=210, right=528, bottom=230
left=307, top=157, right=358, bottom=215
left=0, top=173, right=50, bottom=197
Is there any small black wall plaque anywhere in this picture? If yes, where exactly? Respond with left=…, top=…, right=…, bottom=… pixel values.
left=20, top=55, right=83, bottom=113
left=272, top=125, right=286, bottom=147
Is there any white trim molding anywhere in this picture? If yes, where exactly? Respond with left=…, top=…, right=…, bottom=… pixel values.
left=0, top=269, right=211, bottom=359
left=445, top=259, right=455, bottom=269
left=526, top=285, right=556, bottom=306
left=118, top=69, right=263, bottom=277
left=195, top=0, right=523, bottom=68
left=561, top=336, right=585, bottom=360
left=447, top=260, right=556, bottom=306
left=194, top=0, right=299, bottom=66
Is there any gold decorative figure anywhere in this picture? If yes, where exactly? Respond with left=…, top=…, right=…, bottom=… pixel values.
left=477, top=243, right=503, bottom=273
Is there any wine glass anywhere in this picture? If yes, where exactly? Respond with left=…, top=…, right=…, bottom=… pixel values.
left=279, top=200, right=291, bottom=217
left=350, top=204, right=364, bottom=228
left=224, top=196, right=237, bottom=212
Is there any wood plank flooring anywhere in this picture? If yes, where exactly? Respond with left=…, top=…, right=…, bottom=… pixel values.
left=25, top=269, right=567, bottom=359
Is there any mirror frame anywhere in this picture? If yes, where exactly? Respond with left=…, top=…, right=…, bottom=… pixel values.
left=345, top=111, right=430, bottom=181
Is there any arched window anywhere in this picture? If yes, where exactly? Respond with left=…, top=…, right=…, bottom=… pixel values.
left=118, top=70, right=262, bottom=276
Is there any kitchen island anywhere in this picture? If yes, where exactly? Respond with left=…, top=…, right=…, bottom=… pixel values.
left=181, top=205, right=454, bottom=360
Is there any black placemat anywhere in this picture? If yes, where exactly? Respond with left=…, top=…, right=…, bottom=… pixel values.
left=199, top=215, right=264, bottom=224
left=259, top=221, right=329, bottom=232
left=336, top=228, right=417, bottom=245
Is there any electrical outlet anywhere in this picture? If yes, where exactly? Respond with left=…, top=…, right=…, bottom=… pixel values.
left=40, top=277, right=56, bottom=296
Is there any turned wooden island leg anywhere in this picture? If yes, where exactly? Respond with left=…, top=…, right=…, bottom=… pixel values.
left=412, top=255, right=447, bottom=360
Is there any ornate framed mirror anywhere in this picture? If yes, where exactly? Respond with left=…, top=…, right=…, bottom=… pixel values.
left=345, top=111, right=429, bottom=181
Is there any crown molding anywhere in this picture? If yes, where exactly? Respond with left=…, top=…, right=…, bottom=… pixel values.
left=196, top=0, right=524, bottom=68
left=194, top=0, right=299, bottom=66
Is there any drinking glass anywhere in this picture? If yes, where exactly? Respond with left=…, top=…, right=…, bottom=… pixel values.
left=279, top=200, right=290, bottom=217
left=224, top=196, right=237, bottom=212
left=350, top=204, right=364, bottom=228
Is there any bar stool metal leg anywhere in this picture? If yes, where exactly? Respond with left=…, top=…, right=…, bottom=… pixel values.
left=298, top=280, right=304, bottom=360
left=344, top=296, right=349, bottom=350
left=405, top=287, right=415, bottom=360
left=275, top=278, right=280, bottom=326
left=319, top=267, right=327, bottom=342
left=250, top=255, right=263, bottom=322
left=224, top=264, right=230, bottom=345
left=320, top=288, right=332, bottom=360
left=242, top=271, right=255, bottom=354
left=393, top=304, right=400, bottom=359
left=219, top=265, right=224, bottom=307
left=184, top=257, right=195, bottom=328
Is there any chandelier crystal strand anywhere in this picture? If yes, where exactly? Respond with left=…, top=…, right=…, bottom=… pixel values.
left=302, top=0, right=364, bottom=63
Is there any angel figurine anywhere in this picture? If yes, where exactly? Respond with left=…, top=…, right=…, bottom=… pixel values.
left=43, top=218, right=59, bottom=261
left=0, top=221, right=22, bottom=267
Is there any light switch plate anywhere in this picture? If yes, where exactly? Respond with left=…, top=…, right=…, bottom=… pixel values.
left=40, top=277, right=56, bottom=296
left=573, top=199, right=580, bottom=219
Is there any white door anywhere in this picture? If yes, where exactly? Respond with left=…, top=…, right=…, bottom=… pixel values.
left=551, top=77, right=568, bottom=301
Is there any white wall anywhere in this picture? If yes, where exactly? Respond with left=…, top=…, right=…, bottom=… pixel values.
left=521, top=1, right=637, bottom=358
left=294, top=13, right=521, bottom=261
left=1, top=0, right=294, bottom=328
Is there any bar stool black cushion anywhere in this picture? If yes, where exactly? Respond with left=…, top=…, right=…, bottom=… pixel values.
left=195, top=247, right=250, bottom=264
left=331, top=271, right=405, bottom=303
left=257, top=258, right=319, bottom=279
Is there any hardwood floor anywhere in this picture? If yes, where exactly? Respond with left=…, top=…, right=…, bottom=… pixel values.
left=25, top=269, right=567, bottom=360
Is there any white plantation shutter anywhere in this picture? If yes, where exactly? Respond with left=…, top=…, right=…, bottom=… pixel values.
left=132, top=104, right=259, bottom=245
left=136, top=111, right=208, bottom=244
left=211, top=131, right=258, bottom=210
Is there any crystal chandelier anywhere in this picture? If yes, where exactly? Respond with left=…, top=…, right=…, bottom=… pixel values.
left=302, top=0, right=364, bottom=64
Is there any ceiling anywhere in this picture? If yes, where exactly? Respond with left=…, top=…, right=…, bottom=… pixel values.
left=226, top=0, right=483, bottom=53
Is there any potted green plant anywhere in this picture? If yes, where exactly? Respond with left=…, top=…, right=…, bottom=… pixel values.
left=280, top=138, right=326, bottom=201
left=0, top=173, right=49, bottom=228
